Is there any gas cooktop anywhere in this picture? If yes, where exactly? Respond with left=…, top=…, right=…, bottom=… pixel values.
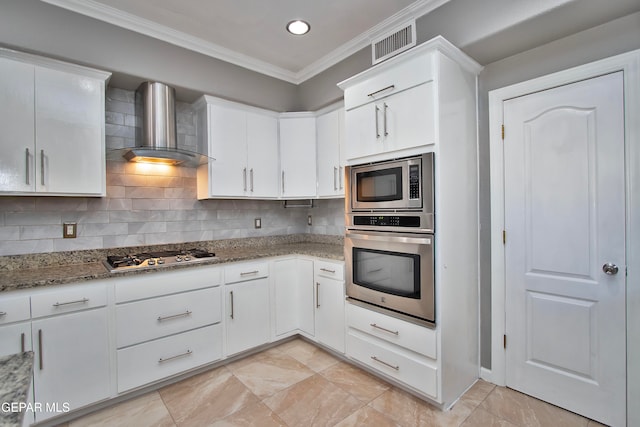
left=104, top=249, right=216, bottom=272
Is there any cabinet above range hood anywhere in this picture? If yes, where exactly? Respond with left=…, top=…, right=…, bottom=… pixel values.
left=108, top=81, right=211, bottom=167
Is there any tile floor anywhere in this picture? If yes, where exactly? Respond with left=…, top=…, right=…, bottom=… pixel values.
left=63, top=338, right=606, bottom=427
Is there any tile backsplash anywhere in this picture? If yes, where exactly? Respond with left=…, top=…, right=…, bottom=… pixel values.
left=0, top=87, right=344, bottom=257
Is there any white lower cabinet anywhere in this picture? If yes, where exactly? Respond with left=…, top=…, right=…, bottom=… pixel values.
left=32, top=306, right=111, bottom=421
left=347, top=329, right=438, bottom=398
left=0, top=294, right=32, bottom=357
left=314, top=260, right=345, bottom=353
left=346, top=302, right=439, bottom=400
left=116, top=287, right=222, bottom=348
left=117, top=325, right=222, bottom=393
left=114, top=267, right=223, bottom=393
left=225, top=262, right=271, bottom=356
left=272, top=258, right=314, bottom=338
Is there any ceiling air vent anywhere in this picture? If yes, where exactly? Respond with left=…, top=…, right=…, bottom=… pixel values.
left=371, top=21, right=416, bottom=65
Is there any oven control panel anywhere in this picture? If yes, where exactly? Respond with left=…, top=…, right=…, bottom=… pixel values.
left=352, top=215, right=421, bottom=228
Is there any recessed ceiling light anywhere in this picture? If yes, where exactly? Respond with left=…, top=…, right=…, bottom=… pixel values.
left=286, top=20, right=310, bottom=35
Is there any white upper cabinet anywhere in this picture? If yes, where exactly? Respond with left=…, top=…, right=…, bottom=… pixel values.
left=0, top=49, right=110, bottom=196
left=338, top=37, right=480, bottom=164
left=279, top=113, right=317, bottom=198
left=195, top=96, right=279, bottom=199
left=246, top=111, right=279, bottom=198
left=316, top=107, right=346, bottom=198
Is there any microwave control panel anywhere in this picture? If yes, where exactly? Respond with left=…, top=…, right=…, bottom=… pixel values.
left=409, top=164, right=421, bottom=199
left=352, top=215, right=421, bottom=228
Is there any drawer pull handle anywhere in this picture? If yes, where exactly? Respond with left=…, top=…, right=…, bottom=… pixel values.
left=368, top=84, right=395, bottom=98
left=240, top=270, right=259, bottom=276
left=157, top=310, right=192, bottom=322
left=320, top=268, right=336, bottom=274
left=370, top=323, right=399, bottom=335
left=0, top=312, right=6, bottom=317
left=158, top=349, right=193, bottom=364
left=21, top=333, right=25, bottom=353
left=53, top=298, right=89, bottom=307
left=371, top=356, right=399, bottom=371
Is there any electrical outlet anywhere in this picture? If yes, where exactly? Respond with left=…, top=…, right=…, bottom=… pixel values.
left=307, top=215, right=312, bottom=226
left=63, top=223, right=77, bottom=238
left=254, top=218, right=261, bottom=229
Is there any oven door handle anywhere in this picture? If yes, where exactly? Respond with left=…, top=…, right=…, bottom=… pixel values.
left=345, top=230, right=433, bottom=245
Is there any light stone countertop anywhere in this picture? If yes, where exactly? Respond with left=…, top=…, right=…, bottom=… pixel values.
left=0, top=237, right=344, bottom=293
left=0, top=351, right=33, bottom=427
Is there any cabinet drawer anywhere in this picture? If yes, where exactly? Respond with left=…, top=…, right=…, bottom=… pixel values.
left=31, top=282, right=107, bottom=318
left=117, top=324, right=222, bottom=393
left=314, top=260, right=344, bottom=280
left=115, top=266, right=222, bottom=303
left=346, top=303, right=436, bottom=359
left=0, top=295, right=31, bottom=324
left=225, top=261, right=269, bottom=284
left=116, top=287, right=222, bottom=348
left=347, top=329, right=438, bottom=399
left=343, top=52, right=434, bottom=111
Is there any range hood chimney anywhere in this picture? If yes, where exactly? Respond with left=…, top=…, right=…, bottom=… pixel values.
left=117, top=81, right=209, bottom=166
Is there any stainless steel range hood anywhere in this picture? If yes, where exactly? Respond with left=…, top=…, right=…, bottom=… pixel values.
left=109, top=81, right=210, bottom=167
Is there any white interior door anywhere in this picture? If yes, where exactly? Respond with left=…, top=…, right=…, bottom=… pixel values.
left=503, top=71, right=626, bottom=426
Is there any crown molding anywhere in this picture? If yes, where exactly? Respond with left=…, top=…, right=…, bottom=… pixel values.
left=41, top=0, right=452, bottom=84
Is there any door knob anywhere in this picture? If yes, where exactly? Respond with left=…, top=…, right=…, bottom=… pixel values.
left=602, top=263, right=619, bottom=275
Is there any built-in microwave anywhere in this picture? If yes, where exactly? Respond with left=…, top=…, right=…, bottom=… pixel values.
left=345, top=153, right=434, bottom=233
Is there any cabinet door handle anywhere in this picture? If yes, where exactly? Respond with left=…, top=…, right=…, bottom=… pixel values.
left=334, top=167, right=338, bottom=191
left=339, top=166, right=344, bottom=190
left=320, top=267, right=336, bottom=274
left=243, top=167, right=247, bottom=191
left=38, top=329, right=43, bottom=370
left=375, top=105, right=380, bottom=139
left=230, top=291, right=234, bottom=319
left=383, top=103, right=389, bottom=136
left=370, top=323, right=399, bottom=335
left=25, top=148, right=30, bottom=185
left=371, top=355, right=399, bottom=371
left=53, top=298, right=89, bottom=307
left=282, top=170, right=285, bottom=193
left=250, top=168, right=254, bottom=192
left=157, top=310, right=192, bottom=322
left=21, top=333, right=25, bottom=353
left=240, top=270, right=259, bottom=276
left=40, top=149, right=45, bottom=186
left=158, top=349, right=192, bottom=364
left=316, top=282, right=320, bottom=308
left=367, top=85, right=395, bottom=98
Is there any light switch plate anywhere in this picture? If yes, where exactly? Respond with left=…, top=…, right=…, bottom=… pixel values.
left=307, top=215, right=312, bottom=226
left=63, top=223, right=77, bottom=238
left=254, top=218, right=261, bottom=229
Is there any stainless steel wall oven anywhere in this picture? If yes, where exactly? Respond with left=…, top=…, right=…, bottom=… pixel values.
left=345, top=153, right=436, bottom=324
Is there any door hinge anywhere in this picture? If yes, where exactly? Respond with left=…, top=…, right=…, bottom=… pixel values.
left=502, top=230, right=506, bottom=245
left=503, top=334, right=507, bottom=349
left=501, top=124, right=505, bottom=140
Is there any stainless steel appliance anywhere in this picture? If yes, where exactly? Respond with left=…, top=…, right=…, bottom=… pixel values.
left=104, top=249, right=216, bottom=273
left=345, top=230, right=435, bottom=323
left=346, top=153, right=434, bottom=233
left=345, top=153, right=436, bottom=324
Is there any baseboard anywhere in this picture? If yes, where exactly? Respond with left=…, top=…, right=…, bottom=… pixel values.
left=480, top=367, right=494, bottom=383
